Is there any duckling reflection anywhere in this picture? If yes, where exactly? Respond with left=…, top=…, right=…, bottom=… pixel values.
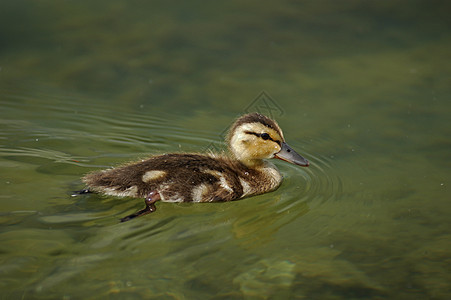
left=82, top=113, right=309, bottom=222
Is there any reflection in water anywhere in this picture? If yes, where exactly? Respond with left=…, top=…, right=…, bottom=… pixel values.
left=232, top=196, right=309, bottom=248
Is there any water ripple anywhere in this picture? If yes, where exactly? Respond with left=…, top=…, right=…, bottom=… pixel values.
left=1, top=87, right=345, bottom=253
left=303, top=152, right=344, bottom=206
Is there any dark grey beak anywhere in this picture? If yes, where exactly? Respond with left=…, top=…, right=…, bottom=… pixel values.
left=274, top=142, right=309, bottom=167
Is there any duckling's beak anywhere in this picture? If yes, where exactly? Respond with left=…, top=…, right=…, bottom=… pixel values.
left=274, top=142, right=309, bottom=167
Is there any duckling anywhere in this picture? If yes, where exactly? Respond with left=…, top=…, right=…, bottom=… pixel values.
left=82, top=112, right=309, bottom=222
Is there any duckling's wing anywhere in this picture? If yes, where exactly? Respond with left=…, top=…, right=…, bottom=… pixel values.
left=82, top=153, right=246, bottom=202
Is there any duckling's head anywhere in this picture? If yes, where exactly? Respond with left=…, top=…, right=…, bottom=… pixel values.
left=227, top=113, right=309, bottom=167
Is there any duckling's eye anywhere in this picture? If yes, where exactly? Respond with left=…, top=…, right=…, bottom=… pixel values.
left=260, top=133, right=270, bottom=140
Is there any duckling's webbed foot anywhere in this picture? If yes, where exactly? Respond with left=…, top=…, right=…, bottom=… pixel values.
left=72, top=189, right=92, bottom=196
left=120, top=191, right=161, bottom=222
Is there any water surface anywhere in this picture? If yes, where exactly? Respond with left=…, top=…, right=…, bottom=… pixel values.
left=1, top=1, right=450, bottom=299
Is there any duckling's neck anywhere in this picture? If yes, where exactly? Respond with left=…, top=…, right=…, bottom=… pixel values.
left=238, top=158, right=266, bottom=168
left=228, top=147, right=266, bottom=168
left=241, top=159, right=283, bottom=192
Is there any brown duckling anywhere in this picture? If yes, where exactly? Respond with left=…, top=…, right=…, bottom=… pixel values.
left=82, top=112, right=309, bottom=221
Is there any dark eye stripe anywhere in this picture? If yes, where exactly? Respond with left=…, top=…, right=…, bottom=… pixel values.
left=244, top=131, right=281, bottom=145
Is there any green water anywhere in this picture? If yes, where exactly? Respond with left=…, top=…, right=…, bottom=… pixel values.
left=1, top=0, right=450, bottom=298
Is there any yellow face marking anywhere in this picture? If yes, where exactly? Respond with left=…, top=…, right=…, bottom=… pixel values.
left=229, top=122, right=285, bottom=165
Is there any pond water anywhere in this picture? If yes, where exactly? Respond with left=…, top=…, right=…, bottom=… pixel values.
left=1, top=1, right=450, bottom=299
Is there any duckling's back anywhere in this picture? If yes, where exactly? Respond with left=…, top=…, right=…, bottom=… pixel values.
left=83, top=153, right=281, bottom=203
